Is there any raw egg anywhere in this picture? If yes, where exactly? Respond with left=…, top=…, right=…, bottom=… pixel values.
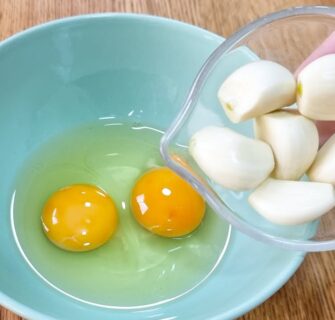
left=41, top=184, right=118, bottom=252
left=131, top=167, right=205, bottom=237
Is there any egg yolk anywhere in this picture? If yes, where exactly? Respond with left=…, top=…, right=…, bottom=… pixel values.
left=41, top=184, right=118, bottom=252
left=131, top=167, right=206, bottom=237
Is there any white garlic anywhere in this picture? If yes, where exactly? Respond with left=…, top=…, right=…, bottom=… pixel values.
left=217, top=60, right=296, bottom=123
left=297, top=54, right=335, bottom=120
left=308, top=133, right=335, bottom=185
left=248, top=178, right=335, bottom=225
left=254, top=110, right=319, bottom=180
left=189, top=126, right=274, bottom=191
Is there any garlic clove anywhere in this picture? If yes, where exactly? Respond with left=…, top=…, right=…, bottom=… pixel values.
left=217, top=60, right=296, bottom=123
left=248, top=178, right=335, bottom=225
left=308, top=133, right=335, bottom=185
left=189, top=126, right=274, bottom=191
left=297, top=54, right=335, bottom=120
left=254, top=110, right=319, bottom=180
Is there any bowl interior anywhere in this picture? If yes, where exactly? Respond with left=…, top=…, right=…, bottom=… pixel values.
left=161, top=8, right=335, bottom=251
left=0, top=14, right=304, bottom=320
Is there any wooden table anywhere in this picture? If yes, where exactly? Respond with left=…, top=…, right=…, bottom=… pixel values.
left=1, top=1, right=335, bottom=319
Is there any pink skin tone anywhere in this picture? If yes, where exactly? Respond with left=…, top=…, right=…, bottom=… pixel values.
left=296, top=31, right=335, bottom=145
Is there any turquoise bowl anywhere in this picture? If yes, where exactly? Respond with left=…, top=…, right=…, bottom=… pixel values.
left=0, top=14, right=304, bottom=320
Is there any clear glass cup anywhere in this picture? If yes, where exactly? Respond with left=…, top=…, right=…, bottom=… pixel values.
left=160, top=6, right=335, bottom=252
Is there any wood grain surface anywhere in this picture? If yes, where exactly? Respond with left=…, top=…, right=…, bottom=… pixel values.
left=1, top=0, right=335, bottom=319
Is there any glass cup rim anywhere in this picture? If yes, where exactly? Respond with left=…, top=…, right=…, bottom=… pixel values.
left=160, top=5, right=335, bottom=252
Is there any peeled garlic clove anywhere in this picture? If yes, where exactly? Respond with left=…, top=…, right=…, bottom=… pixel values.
left=189, top=126, right=274, bottom=191
left=249, top=178, right=335, bottom=225
left=297, top=54, right=335, bottom=120
left=308, top=133, right=335, bottom=184
left=254, top=110, right=319, bottom=180
left=217, top=60, right=296, bottom=123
